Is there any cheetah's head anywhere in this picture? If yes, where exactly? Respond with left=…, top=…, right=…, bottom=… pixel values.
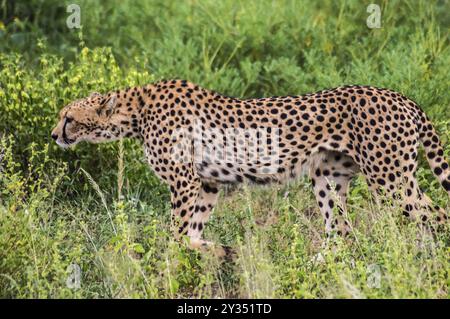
left=51, top=92, right=120, bottom=148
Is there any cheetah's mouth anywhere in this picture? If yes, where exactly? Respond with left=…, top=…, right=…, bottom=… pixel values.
left=63, top=136, right=76, bottom=145
left=56, top=138, right=76, bottom=149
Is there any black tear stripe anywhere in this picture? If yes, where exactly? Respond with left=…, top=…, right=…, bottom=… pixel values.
left=62, top=118, right=68, bottom=142
left=62, top=119, right=75, bottom=144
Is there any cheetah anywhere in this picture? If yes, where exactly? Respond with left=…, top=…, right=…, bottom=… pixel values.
left=51, top=80, right=449, bottom=257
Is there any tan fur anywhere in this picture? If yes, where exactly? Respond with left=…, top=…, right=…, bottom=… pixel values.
left=52, top=80, right=449, bottom=257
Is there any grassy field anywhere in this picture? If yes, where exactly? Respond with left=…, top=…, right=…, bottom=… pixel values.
left=0, top=0, right=449, bottom=298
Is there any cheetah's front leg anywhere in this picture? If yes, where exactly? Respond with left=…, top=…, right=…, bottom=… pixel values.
left=169, top=176, right=230, bottom=258
left=186, top=183, right=219, bottom=244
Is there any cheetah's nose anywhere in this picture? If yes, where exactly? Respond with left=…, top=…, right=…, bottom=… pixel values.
left=51, top=133, right=58, bottom=141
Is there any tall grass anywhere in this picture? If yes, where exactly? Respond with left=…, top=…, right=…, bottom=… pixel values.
left=1, top=136, right=448, bottom=298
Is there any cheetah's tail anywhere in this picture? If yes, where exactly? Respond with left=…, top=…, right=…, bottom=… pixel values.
left=417, top=111, right=450, bottom=196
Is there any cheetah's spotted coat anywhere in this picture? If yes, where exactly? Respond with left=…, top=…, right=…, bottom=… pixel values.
left=52, top=80, right=449, bottom=257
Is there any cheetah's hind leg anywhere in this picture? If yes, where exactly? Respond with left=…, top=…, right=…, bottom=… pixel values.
left=309, top=150, right=359, bottom=238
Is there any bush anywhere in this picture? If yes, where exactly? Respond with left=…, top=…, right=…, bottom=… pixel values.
left=0, top=45, right=167, bottom=206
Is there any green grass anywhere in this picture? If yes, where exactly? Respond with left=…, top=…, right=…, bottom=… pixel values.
left=0, top=0, right=449, bottom=298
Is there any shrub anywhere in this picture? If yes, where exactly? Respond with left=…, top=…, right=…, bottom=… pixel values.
left=0, top=45, right=167, bottom=205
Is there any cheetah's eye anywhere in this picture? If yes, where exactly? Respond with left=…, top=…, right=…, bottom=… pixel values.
left=65, top=117, right=74, bottom=123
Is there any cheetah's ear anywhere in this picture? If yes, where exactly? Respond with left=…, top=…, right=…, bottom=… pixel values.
left=105, top=95, right=118, bottom=117
left=97, top=95, right=117, bottom=117
left=89, top=92, right=102, bottom=98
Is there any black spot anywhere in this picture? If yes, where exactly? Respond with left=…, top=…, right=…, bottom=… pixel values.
left=203, top=184, right=219, bottom=193
left=388, top=173, right=395, bottom=182
left=442, top=179, right=450, bottom=191
left=331, top=134, right=342, bottom=141
left=359, top=98, right=366, bottom=106
left=343, top=162, right=353, bottom=168
left=211, top=170, right=219, bottom=177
